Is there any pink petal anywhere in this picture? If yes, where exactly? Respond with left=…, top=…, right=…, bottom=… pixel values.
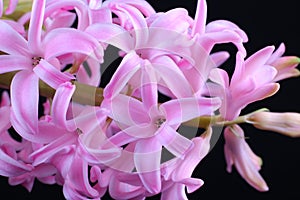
left=0, top=21, right=29, bottom=56
left=134, top=138, right=162, bottom=193
left=51, top=82, right=76, bottom=131
left=113, top=4, right=148, bottom=48
left=158, top=125, right=193, bottom=158
left=30, top=133, right=77, bottom=166
left=267, top=43, right=285, bottom=64
left=0, top=147, right=33, bottom=176
left=103, top=51, right=142, bottom=99
left=152, top=56, right=193, bottom=98
left=0, top=90, right=10, bottom=107
left=103, top=0, right=156, bottom=17
left=76, top=57, right=101, bottom=86
left=180, top=178, right=204, bottom=193
left=0, top=106, right=10, bottom=133
left=45, top=10, right=76, bottom=31
left=86, top=23, right=134, bottom=52
left=192, top=0, right=207, bottom=36
left=63, top=153, right=99, bottom=199
left=28, top=0, right=46, bottom=54
left=244, top=46, right=275, bottom=74
left=4, top=0, right=18, bottom=15
left=0, top=1, right=3, bottom=17
left=141, top=62, right=158, bottom=110
left=109, top=174, right=145, bottom=199
left=10, top=71, right=39, bottom=135
left=161, top=183, right=187, bottom=200
left=102, top=94, right=149, bottom=126
left=42, top=28, right=102, bottom=60
left=206, top=20, right=248, bottom=42
left=0, top=55, right=32, bottom=74
left=199, top=30, right=246, bottom=55
left=160, top=97, right=221, bottom=125
left=151, top=8, right=191, bottom=33
left=209, top=68, right=229, bottom=88
left=210, top=51, right=230, bottom=67
left=224, top=125, right=269, bottom=192
left=235, top=83, right=280, bottom=112
left=34, top=59, right=74, bottom=89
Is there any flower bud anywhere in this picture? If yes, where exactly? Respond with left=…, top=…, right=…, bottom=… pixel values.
left=247, top=111, right=300, bottom=137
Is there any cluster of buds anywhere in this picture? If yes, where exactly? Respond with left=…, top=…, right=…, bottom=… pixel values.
left=0, top=0, right=300, bottom=199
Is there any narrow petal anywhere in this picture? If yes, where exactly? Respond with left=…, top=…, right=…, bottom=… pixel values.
left=153, top=56, right=193, bottom=98
left=0, top=21, right=29, bottom=56
left=199, top=30, right=246, bottom=55
left=0, top=90, right=10, bottom=107
left=34, top=59, right=74, bottom=89
left=43, top=28, right=102, bottom=60
left=30, top=133, right=77, bottom=166
left=0, top=148, right=33, bottom=177
left=0, top=107, right=10, bottom=132
left=5, top=0, right=18, bottom=15
left=103, top=52, right=142, bottom=99
left=85, top=23, right=134, bottom=52
left=63, top=153, right=99, bottom=199
left=114, top=4, right=148, bottom=48
left=79, top=132, right=122, bottom=164
left=151, top=8, right=191, bottom=33
left=141, top=61, right=158, bottom=110
left=209, top=68, right=229, bottom=88
left=134, top=138, right=162, bottom=193
left=244, top=46, right=275, bottom=74
left=206, top=20, right=248, bottom=42
left=0, top=1, right=3, bottom=17
left=160, top=97, right=221, bottom=125
left=0, top=55, right=32, bottom=74
left=224, top=125, right=269, bottom=192
left=44, top=10, right=76, bottom=31
left=192, top=0, right=207, bottom=36
left=28, top=0, right=46, bottom=54
left=103, top=0, right=156, bottom=16
left=161, top=183, right=187, bottom=200
left=10, top=71, right=39, bottom=135
left=158, top=125, right=193, bottom=158
left=51, top=82, right=76, bottom=131
left=102, top=94, right=149, bottom=126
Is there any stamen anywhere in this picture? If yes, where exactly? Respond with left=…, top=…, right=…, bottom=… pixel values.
left=155, top=118, right=166, bottom=128
left=32, top=56, right=42, bottom=66
left=76, top=128, right=83, bottom=135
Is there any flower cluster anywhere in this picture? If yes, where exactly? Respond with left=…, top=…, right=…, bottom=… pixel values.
left=0, top=0, right=300, bottom=199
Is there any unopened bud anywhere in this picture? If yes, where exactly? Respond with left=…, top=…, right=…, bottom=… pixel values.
left=247, top=111, right=300, bottom=138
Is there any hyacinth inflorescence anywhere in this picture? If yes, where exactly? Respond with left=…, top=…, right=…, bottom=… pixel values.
left=0, top=0, right=300, bottom=199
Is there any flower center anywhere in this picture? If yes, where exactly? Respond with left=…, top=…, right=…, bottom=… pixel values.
left=32, top=56, right=42, bottom=67
left=154, top=118, right=166, bottom=128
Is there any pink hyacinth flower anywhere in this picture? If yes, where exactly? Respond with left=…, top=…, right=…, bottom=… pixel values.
left=224, top=125, right=269, bottom=192
left=266, top=43, right=300, bottom=82
left=209, top=46, right=280, bottom=120
left=101, top=58, right=221, bottom=193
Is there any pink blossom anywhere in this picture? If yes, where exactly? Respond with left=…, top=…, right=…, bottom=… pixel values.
left=101, top=60, right=220, bottom=193
left=209, top=46, right=280, bottom=120
left=224, top=125, right=269, bottom=192
left=266, top=43, right=300, bottom=82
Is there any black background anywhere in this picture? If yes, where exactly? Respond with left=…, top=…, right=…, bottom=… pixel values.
left=1, top=0, right=300, bottom=199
